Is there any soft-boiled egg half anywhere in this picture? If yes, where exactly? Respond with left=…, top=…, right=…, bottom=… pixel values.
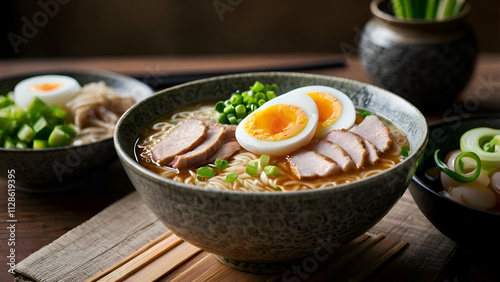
left=14, top=75, right=81, bottom=108
left=235, top=91, right=319, bottom=156
left=286, top=85, right=356, bottom=138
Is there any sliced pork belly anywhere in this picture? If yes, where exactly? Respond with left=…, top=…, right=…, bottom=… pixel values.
left=288, top=148, right=341, bottom=180
left=171, top=119, right=239, bottom=168
left=310, top=140, right=355, bottom=172
left=350, top=115, right=392, bottom=152
left=203, top=140, right=241, bottom=165
left=171, top=125, right=226, bottom=169
left=356, top=135, right=380, bottom=164
left=150, top=119, right=207, bottom=165
left=323, top=129, right=368, bottom=168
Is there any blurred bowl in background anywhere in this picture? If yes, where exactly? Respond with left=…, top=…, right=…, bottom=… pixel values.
left=0, top=69, right=153, bottom=191
left=411, top=115, right=500, bottom=254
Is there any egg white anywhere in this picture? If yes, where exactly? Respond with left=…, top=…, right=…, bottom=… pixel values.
left=235, top=91, right=319, bottom=156
left=14, top=75, right=81, bottom=108
left=285, top=85, right=356, bottom=137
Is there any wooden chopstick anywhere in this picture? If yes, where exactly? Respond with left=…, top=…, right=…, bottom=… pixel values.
left=348, top=240, right=408, bottom=281
left=123, top=241, right=202, bottom=281
left=93, top=231, right=183, bottom=282
left=89, top=231, right=407, bottom=282
left=88, top=231, right=173, bottom=282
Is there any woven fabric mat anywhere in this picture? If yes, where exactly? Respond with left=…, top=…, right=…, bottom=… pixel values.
left=13, top=186, right=457, bottom=282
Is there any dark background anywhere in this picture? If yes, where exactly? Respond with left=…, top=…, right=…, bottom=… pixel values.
left=0, top=0, right=499, bottom=58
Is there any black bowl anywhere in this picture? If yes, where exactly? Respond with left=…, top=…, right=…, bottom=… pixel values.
left=0, top=69, right=153, bottom=191
left=411, top=115, right=500, bottom=254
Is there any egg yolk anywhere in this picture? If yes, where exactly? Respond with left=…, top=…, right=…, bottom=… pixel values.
left=30, top=83, right=62, bottom=93
left=244, top=104, right=308, bottom=141
left=307, top=92, right=342, bottom=130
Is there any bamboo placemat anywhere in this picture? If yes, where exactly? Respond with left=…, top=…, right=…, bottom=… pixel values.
left=89, top=231, right=407, bottom=282
left=13, top=188, right=457, bottom=282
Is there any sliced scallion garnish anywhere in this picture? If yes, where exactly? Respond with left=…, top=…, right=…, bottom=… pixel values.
left=214, top=158, right=229, bottom=169
left=259, top=155, right=270, bottom=167
left=264, top=165, right=279, bottom=177
left=197, top=167, right=216, bottom=181
left=434, top=149, right=481, bottom=183
left=401, top=146, right=410, bottom=157
left=225, top=172, right=238, bottom=183
left=246, top=160, right=259, bottom=176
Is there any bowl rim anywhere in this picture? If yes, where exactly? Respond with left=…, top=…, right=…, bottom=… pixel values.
left=411, top=114, right=500, bottom=217
left=114, top=71, right=428, bottom=197
left=0, top=68, right=154, bottom=153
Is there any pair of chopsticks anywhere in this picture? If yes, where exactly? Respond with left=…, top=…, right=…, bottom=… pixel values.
left=88, top=231, right=201, bottom=281
left=131, top=57, right=346, bottom=89
left=89, top=231, right=407, bottom=281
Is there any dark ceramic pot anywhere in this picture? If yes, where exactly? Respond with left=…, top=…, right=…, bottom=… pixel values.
left=359, top=0, right=477, bottom=113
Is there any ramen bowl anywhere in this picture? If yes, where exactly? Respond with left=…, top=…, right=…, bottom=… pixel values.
left=411, top=115, right=500, bottom=255
left=0, top=70, right=153, bottom=191
left=114, top=72, right=428, bottom=273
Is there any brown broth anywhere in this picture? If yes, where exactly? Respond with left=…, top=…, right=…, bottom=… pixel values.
left=135, top=102, right=409, bottom=191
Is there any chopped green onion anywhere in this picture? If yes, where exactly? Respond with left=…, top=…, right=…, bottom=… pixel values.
left=213, top=81, right=278, bottom=125
left=225, top=172, right=238, bottom=183
left=17, top=124, right=35, bottom=142
left=0, top=95, right=14, bottom=109
left=401, top=146, right=410, bottom=157
left=223, top=104, right=235, bottom=115
left=360, top=110, right=372, bottom=118
left=4, top=137, right=16, bottom=149
left=48, top=126, right=71, bottom=147
left=49, top=105, right=67, bottom=121
left=434, top=149, right=481, bottom=183
left=218, top=113, right=229, bottom=124
left=246, top=160, right=259, bottom=176
left=215, top=101, right=225, bottom=113
left=227, top=113, right=237, bottom=125
left=235, top=104, right=246, bottom=119
left=275, top=186, right=281, bottom=191
left=214, top=158, right=229, bottom=169
left=255, top=92, right=266, bottom=101
left=55, top=124, right=77, bottom=138
left=266, top=91, right=276, bottom=100
left=264, top=165, right=279, bottom=177
left=259, top=154, right=270, bottom=166
left=230, top=94, right=243, bottom=106
left=16, top=141, right=27, bottom=149
left=250, top=81, right=264, bottom=93
left=33, top=116, right=52, bottom=139
left=197, top=167, right=216, bottom=180
left=33, top=139, right=48, bottom=149
left=250, top=104, right=258, bottom=112
left=27, top=97, right=47, bottom=117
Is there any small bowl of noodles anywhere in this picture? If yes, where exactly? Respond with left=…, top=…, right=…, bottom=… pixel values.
left=0, top=70, right=153, bottom=190
left=411, top=115, right=500, bottom=255
left=114, top=72, right=428, bottom=273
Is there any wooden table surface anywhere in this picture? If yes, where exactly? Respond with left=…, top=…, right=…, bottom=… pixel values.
left=1, top=53, right=499, bottom=281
